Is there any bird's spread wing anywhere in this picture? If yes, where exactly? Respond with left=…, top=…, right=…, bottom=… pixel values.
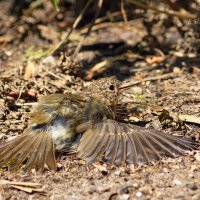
left=77, top=120, right=198, bottom=166
left=0, top=93, right=86, bottom=172
left=0, top=130, right=57, bottom=172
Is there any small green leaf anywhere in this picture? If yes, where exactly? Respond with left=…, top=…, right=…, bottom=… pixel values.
left=50, top=0, right=60, bottom=12
left=135, top=94, right=145, bottom=100
left=24, top=46, right=53, bottom=61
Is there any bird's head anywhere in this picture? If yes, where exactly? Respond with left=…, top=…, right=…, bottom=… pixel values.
left=84, top=77, right=121, bottom=107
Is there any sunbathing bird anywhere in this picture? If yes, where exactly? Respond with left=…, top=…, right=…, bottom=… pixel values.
left=0, top=77, right=198, bottom=172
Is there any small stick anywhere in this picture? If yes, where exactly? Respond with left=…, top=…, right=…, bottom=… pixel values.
left=121, top=0, right=128, bottom=23
left=126, top=0, right=196, bottom=20
left=72, top=0, right=104, bottom=59
left=48, top=0, right=93, bottom=55
left=0, top=180, right=42, bottom=187
left=0, top=180, right=45, bottom=193
left=120, top=73, right=177, bottom=89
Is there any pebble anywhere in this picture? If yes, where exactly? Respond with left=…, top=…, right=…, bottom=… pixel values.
left=173, top=179, right=183, bottom=186
left=174, top=195, right=186, bottom=200
left=162, top=167, right=169, bottom=173
left=136, top=191, right=142, bottom=198
left=132, top=87, right=143, bottom=95
left=192, top=194, right=200, bottom=200
left=41, top=56, right=57, bottom=68
left=119, top=194, right=130, bottom=200
left=94, top=185, right=110, bottom=193
left=113, top=170, right=121, bottom=176
left=139, top=186, right=152, bottom=194
left=194, top=152, right=200, bottom=162
left=189, top=165, right=198, bottom=173
left=186, top=183, right=198, bottom=190
left=132, top=182, right=139, bottom=189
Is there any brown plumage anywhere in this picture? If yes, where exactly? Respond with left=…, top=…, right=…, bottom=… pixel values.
left=78, top=120, right=197, bottom=166
left=0, top=77, right=198, bottom=172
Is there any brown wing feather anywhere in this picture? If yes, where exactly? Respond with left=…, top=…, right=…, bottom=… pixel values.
left=77, top=120, right=199, bottom=166
left=0, top=131, right=57, bottom=172
left=77, top=130, right=99, bottom=159
left=141, top=128, right=188, bottom=155
left=128, top=127, right=150, bottom=164
left=9, top=134, right=41, bottom=171
left=35, top=132, right=48, bottom=172
left=133, top=129, right=162, bottom=161
left=86, top=128, right=110, bottom=163
left=126, top=131, right=139, bottom=165
left=0, top=134, right=37, bottom=166
left=116, top=131, right=127, bottom=165
left=45, top=134, right=57, bottom=171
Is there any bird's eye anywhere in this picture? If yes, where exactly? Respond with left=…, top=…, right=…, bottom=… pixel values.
left=109, top=84, right=115, bottom=91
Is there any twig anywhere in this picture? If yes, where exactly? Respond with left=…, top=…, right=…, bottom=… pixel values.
left=0, top=181, right=41, bottom=187
left=121, top=0, right=128, bottom=23
left=16, top=83, right=29, bottom=101
left=67, top=0, right=93, bottom=39
left=72, top=0, right=104, bottom=59
left=120, top=72, right=177, bottom=89
left=39, top=62, right=64, bottom=80
left=164, top=0, right=179, bottom=11
left=80, top=18, right=143, bottom=34
left=95, top=11, right=122, bottom=24
left=15, top=102, right=37, bottom=106
left=48, top=0, right=93, bottom=56
left=126, top=0, right=196, bottom=20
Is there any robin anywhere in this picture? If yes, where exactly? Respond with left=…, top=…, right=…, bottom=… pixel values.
left=0, top=77, right=198, bottom=172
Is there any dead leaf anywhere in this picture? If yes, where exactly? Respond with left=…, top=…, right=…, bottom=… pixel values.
left=93, top=163, right=108, bottom=175
left=178, top=114, right=200, bottom=125
left=0, top=35, right=14, bottom=43
left=145, top=55, right=165, bottom=64
left=24, top=60, right=39, bottom=78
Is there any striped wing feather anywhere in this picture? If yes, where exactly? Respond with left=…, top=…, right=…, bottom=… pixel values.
left=78, top=120, right=198, bottom=166
left=0, top=132, right=57, bottom=172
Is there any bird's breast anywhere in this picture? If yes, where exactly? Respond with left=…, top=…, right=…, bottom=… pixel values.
left=47, top=117, right=79, bottom=152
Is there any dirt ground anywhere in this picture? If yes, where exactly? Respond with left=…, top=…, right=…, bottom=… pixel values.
left=0, top=1, right=200, bottom=199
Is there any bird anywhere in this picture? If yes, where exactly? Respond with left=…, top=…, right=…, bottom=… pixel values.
left=0, top=77, right=198, bottom=172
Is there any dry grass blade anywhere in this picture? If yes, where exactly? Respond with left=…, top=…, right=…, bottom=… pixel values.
left=11, top=185, right=44, bottom=193
left=121, top=0, right=128, bottom=23
left=0, top=181, right=41, bottom=187
left=0, top=180, right=45, bottom=193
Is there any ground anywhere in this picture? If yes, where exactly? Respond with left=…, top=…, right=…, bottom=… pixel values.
left=0, top=0, right=200, bottom=199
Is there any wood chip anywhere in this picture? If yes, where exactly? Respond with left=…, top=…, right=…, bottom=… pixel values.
left=178, top=114, right=200, bottom=125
